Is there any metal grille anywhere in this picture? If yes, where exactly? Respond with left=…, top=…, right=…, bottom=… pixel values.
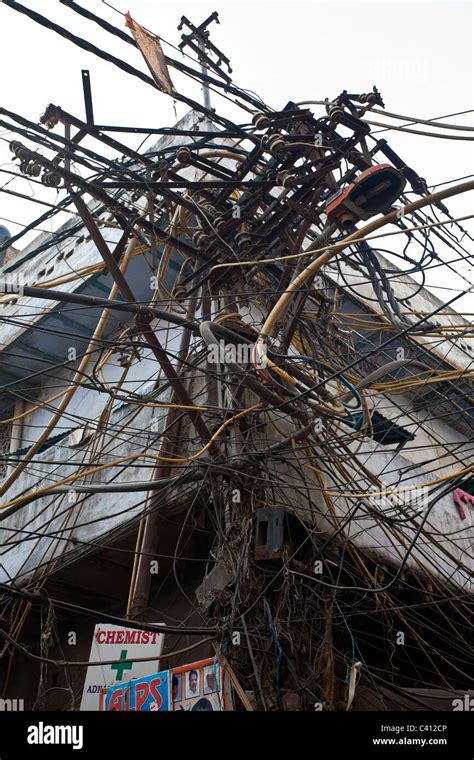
left=0, top=401, right=15, bottom=481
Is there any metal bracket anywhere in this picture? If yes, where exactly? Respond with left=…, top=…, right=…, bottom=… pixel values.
left=82, top=69, right=94, bottom=126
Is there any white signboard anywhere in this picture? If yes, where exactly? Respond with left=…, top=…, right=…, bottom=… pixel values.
left=80, top=624, right=164, bottom=710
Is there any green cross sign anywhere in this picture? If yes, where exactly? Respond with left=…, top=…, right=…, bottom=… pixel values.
left=111, top=650, right=133, bottom=681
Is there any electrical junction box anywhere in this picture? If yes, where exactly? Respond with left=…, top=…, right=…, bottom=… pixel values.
left=326, top=164, right=406, bottom=227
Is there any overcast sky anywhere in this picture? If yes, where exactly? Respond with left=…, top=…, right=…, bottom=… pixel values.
left=0, top=0, right=472, bottom=310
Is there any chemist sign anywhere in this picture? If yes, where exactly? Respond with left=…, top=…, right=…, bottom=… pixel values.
left=80, top=624, right=164, bottom=711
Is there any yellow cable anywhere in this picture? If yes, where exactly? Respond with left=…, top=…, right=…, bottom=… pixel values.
left=0, top=403, right=263, bottom=511
left=258, top=180, right=474, bottom=341
left=210, top=213, right=474, bottom=271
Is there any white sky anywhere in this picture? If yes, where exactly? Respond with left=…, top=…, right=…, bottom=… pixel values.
left=0, top=0, right=473, bottom=310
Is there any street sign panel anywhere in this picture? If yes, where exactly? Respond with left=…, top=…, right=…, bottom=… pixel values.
left=80, top=624, right=164, bottom=711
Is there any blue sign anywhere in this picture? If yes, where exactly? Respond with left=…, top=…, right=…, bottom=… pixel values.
left=104, top=669, right=170, bottom=711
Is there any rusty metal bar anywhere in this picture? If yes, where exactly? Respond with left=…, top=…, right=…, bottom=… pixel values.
left=70, top=192, right=216, bottom=448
